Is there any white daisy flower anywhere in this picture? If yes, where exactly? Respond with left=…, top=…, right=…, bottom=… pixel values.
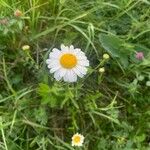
left=46, top=44, right=89, bottom=82
left=71, top=133, right=84, bottom=147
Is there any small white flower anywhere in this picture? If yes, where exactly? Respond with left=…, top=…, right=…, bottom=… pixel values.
left=71, top=133, right=84, bottom=147
left=46, top=44, right=89, bottom=82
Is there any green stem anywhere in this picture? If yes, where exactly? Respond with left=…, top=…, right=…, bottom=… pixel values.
left=2, top=57, right=16, bottom=95
left=26, top=51, right=39, bottom=69
left=0, top=117, right=8, bottom=150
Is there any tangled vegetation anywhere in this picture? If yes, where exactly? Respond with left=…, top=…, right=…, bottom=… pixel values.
left=0, top=0, right=150, bottom=149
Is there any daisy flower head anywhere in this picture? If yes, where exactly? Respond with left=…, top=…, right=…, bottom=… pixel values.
left=46, top=44, right=89, bottom=83
left=71, top=133, right=84, bottom=147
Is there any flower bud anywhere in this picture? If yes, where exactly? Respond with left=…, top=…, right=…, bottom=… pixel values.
left=103, top=53, right=110, bottom=59
left=99, top=67, right=105, bottom=73
left=22, top=45, right=30, bottom=51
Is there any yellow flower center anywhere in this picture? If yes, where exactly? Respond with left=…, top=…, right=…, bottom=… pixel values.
left=73, top=135, right=81, bottom=143
left=60, top=53, right=77, bottom=69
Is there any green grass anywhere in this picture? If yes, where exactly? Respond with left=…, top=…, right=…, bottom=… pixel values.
left=0, top=0, right=150, bottom=149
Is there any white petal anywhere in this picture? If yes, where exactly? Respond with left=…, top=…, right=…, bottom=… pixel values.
left=76, top=66, right=88, bottom=75
left=46, top=59, right=51, bottom=64
left=78, top=60, right=89, bottom=66
left=50, top=66, right=60, bottom=73
left=59, top=68, right=67, bottom=77
left=63, top=72, right=69, bottom=82
left=72, top=48, right=81, bottom=55
left=49, top=50, right=61, bottom=58
left=69, top=45, right=74, bottom=51
left=54, top=70, right=62, bottom=81
left=67, top=70, right=77, bottom=82
left=60, top=44, right=65, bottom=49
left=73, top=67, right=84, bottom=78
left=48, top=61, right=60, bottom=69
left=77, top=54, right=87, bottom=60
left=52, top=48, right=60, bottom=53
left=79, top=51, right=86, bottom=56
left=78, top=143, right=83, bottom=146
left=69, top=70, right=77, bottom=82
left=63, top=70, right=77, bottom=82
left=46, top=59, right=60, bottom=67
left=46, top=58, right=57, bottom=63
left=61, top=44, right=69, bottom=52
left=64, top=71, right=71, bottom=82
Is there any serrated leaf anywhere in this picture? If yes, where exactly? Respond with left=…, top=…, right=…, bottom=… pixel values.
left=37, top=83, right=50, bottom=96
left=37, top=83, right=65, bottom=108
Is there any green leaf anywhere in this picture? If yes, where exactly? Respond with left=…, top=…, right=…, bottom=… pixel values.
left=119, top=54, right=129, bottom=68
left=134, top=134, right=146, bottom=143
left=37, top=83, right=66, bottom=108
left=37, top=83, right=57, bottom=107
left=146, top=81, right=150, bottom=87
left=99, top=33, right=124, bottom=57
left=34, top=107, right=48, bottom=125
left=37, top=83, right=50, bottom=96
left=99, top=33, right=130, bottom=68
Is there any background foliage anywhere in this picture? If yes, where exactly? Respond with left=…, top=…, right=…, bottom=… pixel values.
left=0, top=0, right=150, bottom=149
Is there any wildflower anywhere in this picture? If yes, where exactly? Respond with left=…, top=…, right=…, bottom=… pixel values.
left=103, top=53, right=110, bottom=59
left=71, top=133, right=84, bottom=147
left=99, top=67, right=105, bottom=73
left=22, top=45, right=30, bottom=51
left=46, top=44, right=89, bottom=82
left=14, top=9, right=23, bottom=17
left=135, top=52, right=144, bottom=60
